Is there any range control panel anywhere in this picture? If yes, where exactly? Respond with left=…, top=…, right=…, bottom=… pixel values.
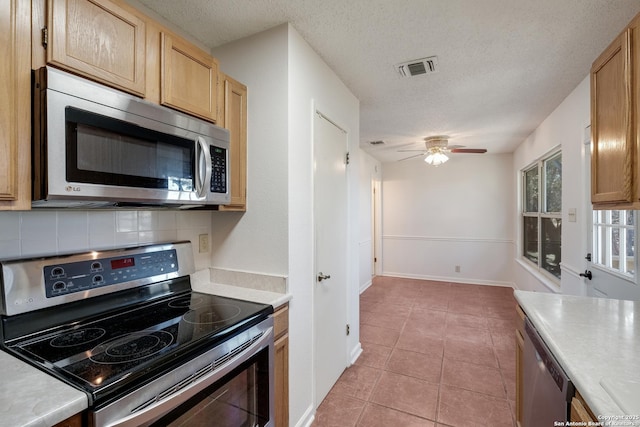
left=43, top=249, right=179, bottom=298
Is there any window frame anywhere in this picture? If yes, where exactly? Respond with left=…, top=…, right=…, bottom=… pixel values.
left=592, top=210, right=637, bottom=281
left=521, top=149, right=562, bottom=282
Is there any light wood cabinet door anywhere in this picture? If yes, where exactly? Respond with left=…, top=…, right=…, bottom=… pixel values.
left=515, top=305, right=525, bottom=427
left=570, top=392, right=597, bottom=423
left=218, top=74, right=247, bottom=211
left=52, top=412, right=83, bottom=427
left=591, top=30, right=633, bottom=205
left=273, top=304, right=289, bottom=427
left=47, top=0, right=146, bottom=96
left=0, top=0, right=31, bottom=210
left=632, top=15, right=640, bottom=204
left=275, top=334, right=289, bottom=427
left=160, top=32, right=219, bottom=123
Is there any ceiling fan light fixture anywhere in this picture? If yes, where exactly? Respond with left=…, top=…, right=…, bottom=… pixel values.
left=425, top=151, right=449, bottom=166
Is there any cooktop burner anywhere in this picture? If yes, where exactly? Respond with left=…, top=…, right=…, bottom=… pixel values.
left=168, top=295, right=204, bottom=309
left=50, top=328, right=106, bottom=348
left=90, top=330, right=174, bottom=364
left=182, top=304, right=242, bottom=325
left=8, top=291, right=272, bottom=400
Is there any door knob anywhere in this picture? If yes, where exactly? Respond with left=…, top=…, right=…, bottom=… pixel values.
left=579, top=270, right=592, bottom=280
left=317, top=272, right=331, bottom=282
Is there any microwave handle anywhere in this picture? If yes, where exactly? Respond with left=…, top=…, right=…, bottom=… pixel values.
left=195, top=137, right=212, bottom=198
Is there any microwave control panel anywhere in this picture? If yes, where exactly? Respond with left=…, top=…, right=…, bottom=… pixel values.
left=210, top=146, right=227, bottom=194
left=43, top=249, right=179, bottom=298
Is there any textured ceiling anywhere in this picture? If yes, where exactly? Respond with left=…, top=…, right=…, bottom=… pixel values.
left=137, top=0, right=640, bottom=162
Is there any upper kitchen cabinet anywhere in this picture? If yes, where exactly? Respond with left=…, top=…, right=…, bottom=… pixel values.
left=45, top=0, right=146, bottom=96
left=590, top=13, right=639, bottom=208
left=218, top=73, right=247, bottom=211
left=0, top=0, right=31, bottom=210
left=160, top=32, right=219, bottom=123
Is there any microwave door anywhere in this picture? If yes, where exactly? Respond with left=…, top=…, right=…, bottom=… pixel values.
left=66, top=107, right=196, bottom=195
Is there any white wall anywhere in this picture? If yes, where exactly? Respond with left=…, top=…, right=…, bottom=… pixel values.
left=381, top=154, right=514, bottom=286
left=512, top=76, right=590, bottom=294
left=209, top=26, right=290, bottom=276
left=0, top=210, right=214, bottom=270
left=213, top=24, right=361, bottom=427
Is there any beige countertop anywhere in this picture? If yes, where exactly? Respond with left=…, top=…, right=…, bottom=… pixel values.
left=0, top=350, right=87, bottom=427
left=515, top=290, right=640, bottom=425
left=190, top=268, right=291, bottom=308
left=193, top=281, right=291, bottom=308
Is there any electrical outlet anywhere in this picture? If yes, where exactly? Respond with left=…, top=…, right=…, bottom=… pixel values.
left=455, top=265, right=461, bottom=273
left=198, top=234, right=209, bottom=253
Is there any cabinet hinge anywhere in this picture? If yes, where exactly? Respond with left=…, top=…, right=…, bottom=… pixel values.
left=346, top=324, right=350, bottom=336
left=41, top=27, right=48, bottom=49
left=345, top=152, right=350, bottom=165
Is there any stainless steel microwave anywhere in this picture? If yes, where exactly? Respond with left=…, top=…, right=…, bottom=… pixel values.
left=32, top=67, right=230, bottom=208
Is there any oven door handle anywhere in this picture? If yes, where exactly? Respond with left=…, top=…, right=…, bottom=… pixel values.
left=104, top=326, right=274, bottom=427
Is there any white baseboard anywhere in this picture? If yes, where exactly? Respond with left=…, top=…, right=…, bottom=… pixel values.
left=359, top=279, right=373, bottom=294
left=294, top=404, right=315, bottom=427
left=381, top=271, right=515, bottom=288
left=350, top=342, right=363, bottom=365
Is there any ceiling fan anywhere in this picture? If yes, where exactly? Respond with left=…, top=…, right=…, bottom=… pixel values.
left=398, top=135, right=487, bottom=166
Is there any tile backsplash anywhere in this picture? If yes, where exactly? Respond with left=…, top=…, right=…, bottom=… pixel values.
left=0, top=210, right=213, bottom=269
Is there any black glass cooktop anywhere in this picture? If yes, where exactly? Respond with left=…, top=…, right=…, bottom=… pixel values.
left=7, top=291, right=272, bottom=402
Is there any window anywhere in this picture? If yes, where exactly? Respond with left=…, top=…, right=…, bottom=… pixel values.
left=522, top=151, right=562, bottom=279
left=592, top=210, right=636, bottom=278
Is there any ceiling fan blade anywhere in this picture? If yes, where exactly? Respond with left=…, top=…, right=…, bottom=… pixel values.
left=398, top=153, right=425, bottom=161
left=450, top=148, right=487, bottom=154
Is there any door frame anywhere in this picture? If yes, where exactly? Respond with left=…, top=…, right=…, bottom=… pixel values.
left=372, top=176, right=382, bottom=277
left=310, top=103, right=351, bottom=409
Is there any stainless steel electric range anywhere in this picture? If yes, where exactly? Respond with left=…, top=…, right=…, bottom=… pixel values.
left=0, top=241, right=274, bottom=427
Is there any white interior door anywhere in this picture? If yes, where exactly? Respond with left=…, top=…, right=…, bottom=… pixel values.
left=313, top=111, right=348, bottom=407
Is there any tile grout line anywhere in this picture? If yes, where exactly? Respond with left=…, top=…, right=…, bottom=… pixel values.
left=316, top=278, right=517, bottom=427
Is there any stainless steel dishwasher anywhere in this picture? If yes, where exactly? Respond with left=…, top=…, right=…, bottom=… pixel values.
left=523, top=317, right=574, bottom=427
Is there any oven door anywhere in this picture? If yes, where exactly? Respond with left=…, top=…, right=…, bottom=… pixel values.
left=149, top=347, right=271, bottom=427
left=94, top=319, right=274, bottom=427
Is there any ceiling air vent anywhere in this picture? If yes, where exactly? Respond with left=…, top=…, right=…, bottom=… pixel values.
left=369, top=140, right=385, bottom=145
left=396, top=56, right=438, bottom=77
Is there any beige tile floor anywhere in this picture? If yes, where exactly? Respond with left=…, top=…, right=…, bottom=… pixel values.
left=312, top=276, right=517, bottom=427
